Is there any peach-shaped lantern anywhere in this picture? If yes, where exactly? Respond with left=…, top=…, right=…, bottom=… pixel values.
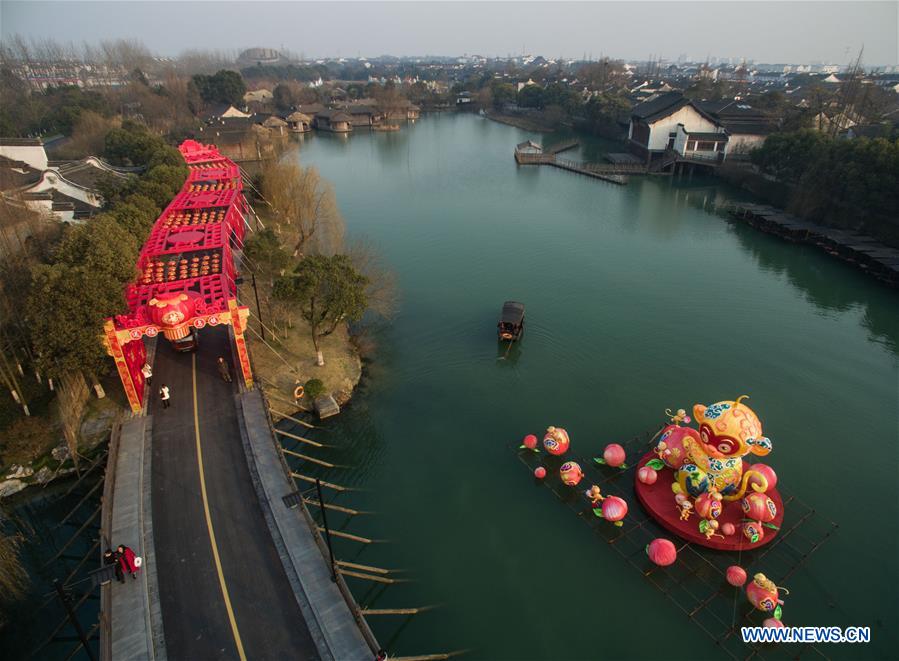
left=522, top=434, right=538, bottom=450
left=742, top=492, right=777, bottom=523
left=746, top=573, right=785, bottom=613
left=695, top=491, right=723, bottom=519
left=747, top=463, right=778, bottom=492
left=599, top=495, right=628, bottom=526
left=726, top=565, right=747, bottom=587
left=599, top=443, right=627, bottom=468
left=763, top=618, right=784, bottom=628
left=721, top=522, right=736, bottom=536
left=560, top=461, right=584, bottom=487
left=534, top=467, right=546, bottom=479
left=637, top=466, right=658, bottom=484
left=646, top=538, right=677, bottom=566
left=743, top=520, right=765, bottom=544
left=543, top=427, right=570, bottom=456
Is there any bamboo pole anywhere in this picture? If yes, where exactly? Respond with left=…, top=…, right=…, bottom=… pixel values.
left=335, top=560, right=392, bottom=575
left=303, top=498, right=363, bottom=515
left=337, top=568, right=397, bottom=584
left=316, top=527, right=373, bottom=544
left=274, top=428, right=325, bottom=447
left=269, top=407, right=318, bottom=428
left=280, top=446, right=335, bottom=468
left=290, top=472, right=350, bottom=491
left=362, top=606, right=434, bottom=616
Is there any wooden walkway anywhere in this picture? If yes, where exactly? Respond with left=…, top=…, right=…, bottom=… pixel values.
left=514, top=149, right=643, bottom=184
left=726, top=203, right=899, bottom=288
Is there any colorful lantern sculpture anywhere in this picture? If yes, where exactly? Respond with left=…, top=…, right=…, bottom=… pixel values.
left=653, top=425, right=698, bottom=470
left=746, top=573, right=787, bottom=613
left=534, top=467, right=547, bottom=479
left=560, top=461, right=584, bottom=486
left=598, top=495, right=628, bottom=526
left=742, top=492, right=777, bottom=523
left=646, top=538, right=677, bottom=566
left=671, top=396, right=773, bottom=499
left=743, top=520, right=765, bottom=544
left=726, top=565, right=748, bottom=587
left=637, top=466, right=658, bottom=484
left=543, top=426, right=570, bottom=456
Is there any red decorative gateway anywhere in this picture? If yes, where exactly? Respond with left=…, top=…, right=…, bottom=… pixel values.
left=103, top=140, right=253, bottom=412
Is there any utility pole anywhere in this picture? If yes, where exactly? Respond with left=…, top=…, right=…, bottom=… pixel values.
left=251, top=272, right=265, bottom=340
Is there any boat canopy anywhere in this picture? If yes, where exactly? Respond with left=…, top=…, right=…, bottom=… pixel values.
left=501, top=301, right=525, bottom=325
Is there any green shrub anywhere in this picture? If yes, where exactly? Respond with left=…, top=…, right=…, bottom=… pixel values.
left=304, top=378, right=326, bottom=400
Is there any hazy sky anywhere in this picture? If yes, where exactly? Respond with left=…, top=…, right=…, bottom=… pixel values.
left=2, top=1, right=897, bottom=65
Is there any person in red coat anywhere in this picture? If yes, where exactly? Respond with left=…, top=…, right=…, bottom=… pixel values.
left=117, top=545, right=140, bottom=580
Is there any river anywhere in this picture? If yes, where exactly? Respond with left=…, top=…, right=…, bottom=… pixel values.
left=280, top=113, right=898, bottom=660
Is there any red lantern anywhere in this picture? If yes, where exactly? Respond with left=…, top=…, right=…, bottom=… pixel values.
left=534, top=467, right=546, bottom=479
left=742, top=492, right=777, bottom=523
left=726, top=565, right=747, bottom=587
left=542, top=427, right=570, bottom=456
left=522, top=434, right=538, bottom=450
left=747, top=463, right=778, bottom=492
left=763, top=618, right=784, bottom=628
left=721, top=522, right=736, bottom=536
left=646, top=538, right=677, bottom=566
left=560, top=461, right=584, bottom=486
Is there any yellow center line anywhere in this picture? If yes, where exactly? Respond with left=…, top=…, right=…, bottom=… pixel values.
left=192, top=354, right=247, bottom=661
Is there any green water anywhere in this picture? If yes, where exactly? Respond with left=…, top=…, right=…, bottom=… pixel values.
left=283, top=114, right=899, bottom=660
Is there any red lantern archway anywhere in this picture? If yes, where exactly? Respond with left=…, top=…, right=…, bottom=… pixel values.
left=103, top=141, right=253, bottom=413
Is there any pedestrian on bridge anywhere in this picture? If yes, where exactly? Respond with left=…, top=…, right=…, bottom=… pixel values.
left=159, top=384, right=171, bottom=409
left=141, top=362, right=152, bottom=385
left=117, top=544, right=140, bottom=581
left=217, top=356, right=232, bottom=383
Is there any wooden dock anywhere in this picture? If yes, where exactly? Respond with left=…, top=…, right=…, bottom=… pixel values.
left=514, top=145, right=644, bottom=185
left=726, top=203, right=899, bottom=288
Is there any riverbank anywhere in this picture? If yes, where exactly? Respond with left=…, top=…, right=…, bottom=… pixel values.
left=483, top=109, right=557, bottom=133
left=238, top=281, right=362, bottom=414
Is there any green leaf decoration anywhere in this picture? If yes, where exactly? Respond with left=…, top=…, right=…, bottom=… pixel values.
left=646, top=459, right=665, bottom=470
left=614, top=520, right=623, bottom=527
left=620, top=463, right=629, bottom=469
left=774, top=605, right=782, bottom=621
left=532, top=448, right=541, bottom=453
left=751, top=533, right=760, bottom=543
left=594, top=457, right=607, bottom=465
left=593, top=508, right=604, bottom=518
left=762, top=522, right=780, bottom=530
left=519, top=445, right=527, bottom=449
left=699, top=519, right=709, bottom=534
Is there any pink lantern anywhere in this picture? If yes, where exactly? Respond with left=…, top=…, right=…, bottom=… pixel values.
left=542, top=427, right=570, bottom=456
left=560, top=461, right=584, bottom=486
left=726, top=565, right=747, bottom=587
left=522, top=434, right=538, bottom=450
left=742, top=492, right=777, bottom=523
left=721, top=522, right=736, bottom=536
left=646, top=538, right=677, bottom=566
left=601, top=443, right=626, bottom=468
left=747, top=463, right=778, bottom=492
left=600, top=496, right=628, bottom=526
left=654, top=425, right=700, bottom=470
left=534, top=467, right=547, bottom=479
left=763, top=618, right=784, bottom=628
left=694, top=492, right=723, bottom=519
left=637, top=466, right=658, bottom=484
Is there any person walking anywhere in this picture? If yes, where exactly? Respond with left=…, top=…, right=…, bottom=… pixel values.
left=117, top=544, right=140, bottom=581
left=141, top=362, right=152, bottom=386
left=159, top=384, right=170, bottom=409
left=216, top=356, right=232, bottom=383
left=104, top=547, right=124, bottom=584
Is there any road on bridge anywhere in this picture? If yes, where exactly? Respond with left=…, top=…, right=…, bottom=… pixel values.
left=150, top=326, right=319, bottom=660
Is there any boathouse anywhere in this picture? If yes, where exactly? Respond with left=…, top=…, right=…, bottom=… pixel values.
left=286, top=111, right=312, bottom=133
left=313, top=110, right=353, bottom=133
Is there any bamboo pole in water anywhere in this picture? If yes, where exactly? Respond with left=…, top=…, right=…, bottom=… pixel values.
left=335, top=560, right=392, bottom=574
left=316, top=527, right=373, bottom=543
left=280, top=446, right=335, bottom=468
left=274, top=428, right=325, bottom=447
left=303, top=498, right=363, bottom=515
left=290, top=472, right=350, bottom=491
left=269, top=407, right=318, bottom=428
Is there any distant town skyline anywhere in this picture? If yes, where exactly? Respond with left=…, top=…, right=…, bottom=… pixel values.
left=2, top=1, right=897, bottom=66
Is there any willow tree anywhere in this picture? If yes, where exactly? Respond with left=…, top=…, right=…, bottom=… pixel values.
left=260, top=160, right=345, bottom=258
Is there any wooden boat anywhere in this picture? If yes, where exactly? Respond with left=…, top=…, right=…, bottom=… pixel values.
left=497, top=301, right=525, bottom=341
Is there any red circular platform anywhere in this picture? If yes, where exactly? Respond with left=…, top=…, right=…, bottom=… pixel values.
left=633, top=451, right=784, bottom=551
